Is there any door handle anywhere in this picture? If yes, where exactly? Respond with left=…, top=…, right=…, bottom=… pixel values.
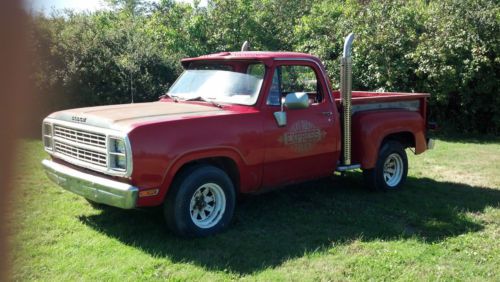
left=321, top=111, right=333, bottom=117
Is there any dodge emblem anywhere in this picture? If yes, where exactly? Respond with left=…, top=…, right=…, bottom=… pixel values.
left=71, top=116, right=87, bottom=123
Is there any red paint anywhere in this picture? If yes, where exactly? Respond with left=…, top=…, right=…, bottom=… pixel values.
left=52, top=51, right=431, bottom=207
left=351, top=110, right=427, bottom=168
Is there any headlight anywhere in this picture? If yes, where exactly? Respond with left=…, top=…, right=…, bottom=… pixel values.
left=114, top=139, right=126, bottom=154
left=109, top=137, right=126, bottom=154
left=113, top=154, right=127, bottom=170
left=109, top=137, right=128, bottom=171
left=43, top=122, right=53, bottom=150
left=43, top=123, right=52, bottom=135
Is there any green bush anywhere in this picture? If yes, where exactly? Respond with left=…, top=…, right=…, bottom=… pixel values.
left=32, top=9, right=180, bottom=110
left=295, top=0, right=499, bottom=133
left=295, top=0, right=425, bottom=92
left=412, top=0, right=500, bottom=133
left=30, top=0, right=500, bottom=133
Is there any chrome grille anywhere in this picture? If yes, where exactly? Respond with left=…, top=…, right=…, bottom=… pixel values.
left=54, top=125, right=106, bottom=148
left=44, top=119, right=130, bottom=177
left=54, top=140, right=107, bottom=167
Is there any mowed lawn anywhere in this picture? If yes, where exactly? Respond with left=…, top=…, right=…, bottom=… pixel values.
left=10, top=136, right=500, bottom=281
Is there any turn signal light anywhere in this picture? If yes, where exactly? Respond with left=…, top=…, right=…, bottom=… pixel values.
left=139, top=189, right=159, bottom=198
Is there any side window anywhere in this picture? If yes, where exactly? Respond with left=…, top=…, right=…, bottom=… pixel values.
left=267, top=68, right=281, bottom=106
left=281, top=65, right=322, bottom=103
left=266, top=65, right=323, bottom=106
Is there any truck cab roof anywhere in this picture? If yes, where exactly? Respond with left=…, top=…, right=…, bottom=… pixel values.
left=181, top=51, right=322, bottom=68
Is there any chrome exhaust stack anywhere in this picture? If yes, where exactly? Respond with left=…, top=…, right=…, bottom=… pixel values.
left=337, top=33, right=360, bottom=171
left=341, top=33, right=354, bottom=166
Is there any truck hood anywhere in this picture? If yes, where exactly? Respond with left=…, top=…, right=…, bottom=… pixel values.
left=47, top=102, right=222, bottom=131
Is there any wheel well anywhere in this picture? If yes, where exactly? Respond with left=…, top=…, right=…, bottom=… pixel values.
left=382, top=132, right=415, bottom=149
left=173, top=157, right=240, bottom=193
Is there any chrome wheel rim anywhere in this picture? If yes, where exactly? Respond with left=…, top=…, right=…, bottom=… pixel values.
left=189, top=183, right=226, bottom=229
left=383, top=153, right=404, bottom=187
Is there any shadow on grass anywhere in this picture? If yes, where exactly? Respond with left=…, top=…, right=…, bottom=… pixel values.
left=78, top=174, right=500, bottom=274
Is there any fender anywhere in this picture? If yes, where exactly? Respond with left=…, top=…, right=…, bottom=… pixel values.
left=352, top=110, right=426, bottom=169
left=136, top=146, right=261, bottom=207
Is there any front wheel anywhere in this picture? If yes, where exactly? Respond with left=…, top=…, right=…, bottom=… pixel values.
left=363, top=140, right=408, bottom=191
left=164, top=165, right=236, bottom=237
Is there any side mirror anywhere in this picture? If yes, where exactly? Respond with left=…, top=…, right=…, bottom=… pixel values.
left=284, top=92, right=309, bottom=110
left=273, top=92, right=309, bottom=127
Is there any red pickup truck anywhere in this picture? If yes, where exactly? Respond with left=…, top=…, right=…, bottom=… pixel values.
left=42, top=34, right=434, bottom=237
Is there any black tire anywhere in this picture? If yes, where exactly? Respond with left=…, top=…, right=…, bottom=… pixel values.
left=163, top=164, right=236, bottom=237
left=363, top=140, right=408, bottom=191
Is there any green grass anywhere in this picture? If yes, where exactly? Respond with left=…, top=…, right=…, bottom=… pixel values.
left=10, top=137, right=500, bottom=281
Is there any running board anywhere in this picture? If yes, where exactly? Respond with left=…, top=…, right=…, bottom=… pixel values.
left=336, top=164, right=361, bottom=172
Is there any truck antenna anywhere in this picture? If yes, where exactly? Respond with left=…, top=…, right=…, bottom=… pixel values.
left=241, top=41, right=250, bottom=51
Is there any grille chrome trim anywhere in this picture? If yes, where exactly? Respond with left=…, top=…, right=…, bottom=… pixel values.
left=43, top=118, right=133, bottom=178
left=54, top=125, right=106, bottom=148
left=52, top=136, right=108, bottom=154
left=54, top=140, right=107, bottom=167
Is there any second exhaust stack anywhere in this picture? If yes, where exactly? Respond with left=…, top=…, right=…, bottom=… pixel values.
left=340, top=33, right=355, bottom=167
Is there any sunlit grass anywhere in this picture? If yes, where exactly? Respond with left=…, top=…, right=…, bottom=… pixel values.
left=10, top=137, right=500, bottom=281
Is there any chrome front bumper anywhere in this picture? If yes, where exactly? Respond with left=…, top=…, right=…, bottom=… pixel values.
left=42, top=159, right=138, bottom=209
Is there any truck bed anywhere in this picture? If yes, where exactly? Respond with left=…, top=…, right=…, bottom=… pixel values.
left=333, top=91, right=430, bottom=115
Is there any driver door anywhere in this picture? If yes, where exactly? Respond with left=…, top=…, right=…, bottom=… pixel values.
left=261, top=62, right=339, bottom=188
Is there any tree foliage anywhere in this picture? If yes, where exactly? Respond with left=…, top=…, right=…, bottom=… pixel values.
left=413, top=0, right=500, bottom=132
left=31, top=0, right=500, bottom=133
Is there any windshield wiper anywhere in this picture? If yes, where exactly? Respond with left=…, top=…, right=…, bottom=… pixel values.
left=185, top=96, right=223, bottom=108
left=159, top=93, right=180, bottom=102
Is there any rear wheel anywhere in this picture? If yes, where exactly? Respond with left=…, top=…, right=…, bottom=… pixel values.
left=164, top=165, right=236, bottom=237
left=363, top=140, right=408, bottom=191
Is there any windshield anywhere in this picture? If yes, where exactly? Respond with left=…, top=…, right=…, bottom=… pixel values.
left=167, top=66, right=265, bottom=105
